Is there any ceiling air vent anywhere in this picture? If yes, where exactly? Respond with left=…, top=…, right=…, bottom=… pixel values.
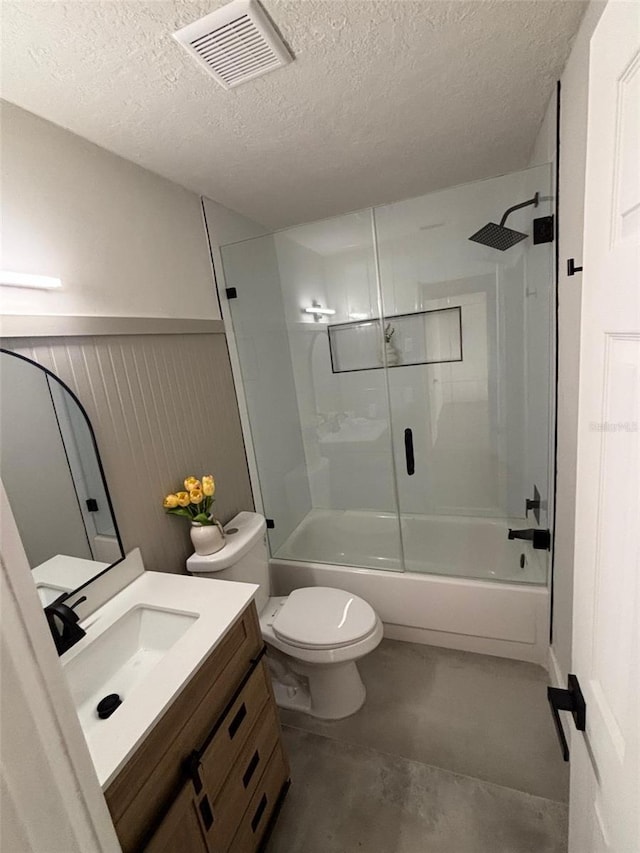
left=174, top=0, right=292, bottom=90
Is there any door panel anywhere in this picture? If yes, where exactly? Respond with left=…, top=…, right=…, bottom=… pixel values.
left=570, top=2, right=640, bottom=850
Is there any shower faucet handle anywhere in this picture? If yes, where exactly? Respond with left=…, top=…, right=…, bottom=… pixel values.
left=507, top=528, right=551, bottom=551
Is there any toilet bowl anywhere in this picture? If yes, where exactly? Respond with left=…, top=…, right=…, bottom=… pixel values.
left=186, top=511, right=382, bottom=719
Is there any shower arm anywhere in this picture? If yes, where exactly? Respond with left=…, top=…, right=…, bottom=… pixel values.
left=499, top=192, right=540, bottom=227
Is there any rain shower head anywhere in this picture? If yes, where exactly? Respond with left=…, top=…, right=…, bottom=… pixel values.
left=469, top=192, right=540, bottom=251
left=468, top=221, right=528, bottom=251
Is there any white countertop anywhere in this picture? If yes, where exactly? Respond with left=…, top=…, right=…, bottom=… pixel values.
left=62, top=571, right=257, bottom=788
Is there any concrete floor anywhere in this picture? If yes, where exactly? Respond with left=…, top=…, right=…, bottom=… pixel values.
left=266, top=639, right=569, bottom=853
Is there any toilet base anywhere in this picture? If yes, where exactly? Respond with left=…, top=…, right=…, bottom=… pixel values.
left=268, top=651, right=367, bottom=720
left=271, top=679, right=312, bottom=715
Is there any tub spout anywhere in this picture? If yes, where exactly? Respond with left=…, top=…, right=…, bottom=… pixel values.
left=508, top=528, right=551, bottom=550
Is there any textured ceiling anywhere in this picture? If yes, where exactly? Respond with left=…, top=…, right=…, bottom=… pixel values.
left=1, top=0, right=586, bottom=229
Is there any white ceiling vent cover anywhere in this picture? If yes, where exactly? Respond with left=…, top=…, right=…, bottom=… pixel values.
left=174, top=0, right=292, bottom=90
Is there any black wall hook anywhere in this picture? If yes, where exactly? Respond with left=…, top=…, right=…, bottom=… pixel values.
left=567, top=258, right=583, bottom=276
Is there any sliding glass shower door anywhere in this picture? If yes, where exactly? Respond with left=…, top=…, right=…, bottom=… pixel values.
left=220, top=211, right=404, bottom=571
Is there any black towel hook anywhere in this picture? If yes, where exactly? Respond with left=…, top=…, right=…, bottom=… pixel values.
left=567, top=259, right=583, bottom=276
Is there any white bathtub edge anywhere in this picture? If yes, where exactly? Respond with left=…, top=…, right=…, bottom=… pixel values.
left=383, top=623, right=546, bottom=666
left=270, top=558, right=550, bottom=667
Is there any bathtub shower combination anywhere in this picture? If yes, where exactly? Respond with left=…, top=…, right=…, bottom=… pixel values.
left=216, top=166, right=554, bottom=665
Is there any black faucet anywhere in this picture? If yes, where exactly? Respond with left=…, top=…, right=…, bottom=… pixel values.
left=44, top=594, right=87, bottom=656
left=508, top=528, right=551, bottom=551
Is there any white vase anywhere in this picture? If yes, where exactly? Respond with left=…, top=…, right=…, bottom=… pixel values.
left=190, top=519, right=226, bottom=556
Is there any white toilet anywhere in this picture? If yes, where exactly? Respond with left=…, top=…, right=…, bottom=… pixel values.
left=186, top=511, right=383, bottom=719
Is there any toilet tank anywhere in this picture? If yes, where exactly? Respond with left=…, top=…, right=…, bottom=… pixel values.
left=186, top=512, right=270, bottom=612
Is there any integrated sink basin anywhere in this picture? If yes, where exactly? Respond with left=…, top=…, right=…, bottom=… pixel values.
left=59, top=570, right=258, bottom=787
left=64, top=605, right=198, bottom=735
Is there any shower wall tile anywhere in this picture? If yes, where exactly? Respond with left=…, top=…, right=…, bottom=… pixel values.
left=3, top=333, right=253, bottom=574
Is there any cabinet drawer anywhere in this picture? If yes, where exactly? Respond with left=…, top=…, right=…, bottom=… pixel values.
left=106, top=603, right=262, bottom=853
left=202, top=703, right=281, bottom=853
left=201, top=660, right=272, bottom=801
left=228, top=744, right=289, bottom=853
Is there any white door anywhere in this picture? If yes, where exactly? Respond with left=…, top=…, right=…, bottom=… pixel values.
left=569, top=2, right=640, bottom=852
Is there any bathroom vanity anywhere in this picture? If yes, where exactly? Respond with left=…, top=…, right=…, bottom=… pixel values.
left=107, top=601, right=288, bottom=852
left=62, top=571, right=290, bottom=853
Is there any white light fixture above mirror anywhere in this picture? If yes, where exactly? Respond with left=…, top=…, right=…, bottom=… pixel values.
left=0, top=271, right=62, bottom=290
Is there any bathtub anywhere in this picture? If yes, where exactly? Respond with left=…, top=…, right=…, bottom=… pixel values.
left=271, top=509, right=550, bottom=665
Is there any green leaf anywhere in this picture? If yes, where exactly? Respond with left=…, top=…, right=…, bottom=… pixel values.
left=193, top=513, right=213, bottom=525
left=167, top=508, right=191, bottom=518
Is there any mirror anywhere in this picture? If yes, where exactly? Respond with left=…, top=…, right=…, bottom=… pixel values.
left=0, top=349, right=124, bottom=604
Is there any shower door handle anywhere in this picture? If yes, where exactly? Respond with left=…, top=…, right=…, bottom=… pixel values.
left=404, top=428, right=415, bottom=476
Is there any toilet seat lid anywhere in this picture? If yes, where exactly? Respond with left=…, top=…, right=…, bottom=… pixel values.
left=272, top=587, right=377, bottom=649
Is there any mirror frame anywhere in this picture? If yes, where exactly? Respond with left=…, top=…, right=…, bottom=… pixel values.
left=0, top=348, right=125, bottom=595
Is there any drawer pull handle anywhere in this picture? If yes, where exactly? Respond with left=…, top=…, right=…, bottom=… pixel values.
left=199, top=795, right=214, bottom=831
left=251, top=793, right=268, bottom=833
left=228, top=703, right=247, bottom=739
left=242, top=750, right=261, bottom=788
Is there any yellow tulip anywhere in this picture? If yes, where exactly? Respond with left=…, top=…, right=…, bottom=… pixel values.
left=184, top=476, right=201, bottom=492
left=163, top=494, right=179, bottom=509
left=176, top=491, right=190, bottom=507
left=190, top=489, right=204, bottom=505
left=202, top=475, right=215, bottom=497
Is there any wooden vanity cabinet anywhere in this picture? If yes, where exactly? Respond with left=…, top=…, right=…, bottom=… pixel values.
left=143, top=784, right=208, bottom=853
left=104, top=602, right=290, bottom=853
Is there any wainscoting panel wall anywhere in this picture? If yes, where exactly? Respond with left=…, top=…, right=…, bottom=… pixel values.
left=3, top=333, right=254, bottom=573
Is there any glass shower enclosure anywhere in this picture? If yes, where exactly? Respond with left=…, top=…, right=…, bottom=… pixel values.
left=220, top=165, right=553, bottom=585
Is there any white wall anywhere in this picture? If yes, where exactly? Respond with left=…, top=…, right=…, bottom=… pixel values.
left=0, top=101, right=218, bottom=319
left=529, top=1, right=607, bottom=682
left=202, top=197, right=266, bottom=250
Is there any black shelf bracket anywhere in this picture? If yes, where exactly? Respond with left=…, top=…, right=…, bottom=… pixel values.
left=547, top=673, right=586, bottom=761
